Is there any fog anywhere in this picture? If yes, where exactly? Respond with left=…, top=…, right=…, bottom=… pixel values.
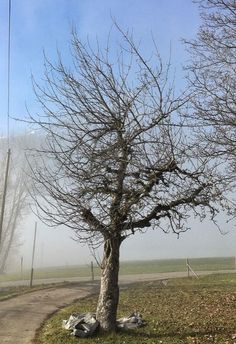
left=12, top=213, right=236, bottom=272
left=1, top=1, right=235, bottom=272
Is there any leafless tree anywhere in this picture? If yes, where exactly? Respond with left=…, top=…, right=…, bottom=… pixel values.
left=0, top=135, right=32, bottom=272
left=29, top=28, right=229, bottom=332
left=184, top=0, right=236, bottom=173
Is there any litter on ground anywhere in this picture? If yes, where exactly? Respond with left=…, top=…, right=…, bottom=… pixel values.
left=62, top=311, right=145, bottom=337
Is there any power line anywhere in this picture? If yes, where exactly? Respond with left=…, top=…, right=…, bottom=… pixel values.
left=7, top=0, right=12, bottom=147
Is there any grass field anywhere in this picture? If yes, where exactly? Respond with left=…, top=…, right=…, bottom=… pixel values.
left=1, top=256, right=235, bottom=283
left=35, top=273, right=236, bottom=344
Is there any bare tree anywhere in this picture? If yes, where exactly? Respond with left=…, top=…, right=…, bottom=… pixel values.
left=184, top=0, right=236, bottom=172
left=0, top=135, right=32, bottom=272
left=29, top=28, right=229, bottom=332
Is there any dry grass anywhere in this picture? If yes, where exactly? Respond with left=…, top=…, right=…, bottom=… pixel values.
left=36, top=273, right=236, bottom=344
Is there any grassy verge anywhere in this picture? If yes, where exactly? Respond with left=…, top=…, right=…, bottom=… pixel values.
left=0, top=282, right=68, bottom=301
left=0, top=285, right=30, bottom=301
left=35, top=273, right=236, bottom=344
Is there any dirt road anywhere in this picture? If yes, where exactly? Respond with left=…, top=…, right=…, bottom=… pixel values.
left=0, top=282, right=98, bottom=344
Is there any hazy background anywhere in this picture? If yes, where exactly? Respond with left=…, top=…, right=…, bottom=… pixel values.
left=0, top=0, right=235, bottom=270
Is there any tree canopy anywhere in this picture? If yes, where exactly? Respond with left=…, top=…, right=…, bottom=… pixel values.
left=185, top=0, right=236, bottom=174
left=29, top=27, right=230, bottom=331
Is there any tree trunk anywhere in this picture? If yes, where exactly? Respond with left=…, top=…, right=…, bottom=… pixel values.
left=96, top=235, right=121, bottom=332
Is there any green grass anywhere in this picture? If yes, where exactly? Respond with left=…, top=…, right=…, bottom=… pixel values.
left=1, top=256, right=235, bottom=283
left=120, top=256, right=236, bottom=274
left=0, top=265, right=100, bottom=282
left=36, top=273, right=236, bottom=344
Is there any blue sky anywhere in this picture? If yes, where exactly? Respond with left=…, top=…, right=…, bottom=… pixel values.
left=0, top=0, right=200, bottom=136
left=1, top=0, right=235, bottom=268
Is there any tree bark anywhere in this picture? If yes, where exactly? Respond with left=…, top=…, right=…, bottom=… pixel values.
left=96, top=235, right=121, bottom=332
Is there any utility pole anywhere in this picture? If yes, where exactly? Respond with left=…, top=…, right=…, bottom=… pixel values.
left=0, top=0, right=12, bottom=261
left=30, top=222, right=37, bottom=288
left=20, top=256, right=23, bottom=279
left=91, top=261, right=94, bottom=282
left=0, top=149, right=11, bottom=249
